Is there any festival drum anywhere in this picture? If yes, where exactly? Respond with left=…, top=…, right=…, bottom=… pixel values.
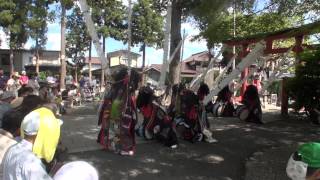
left=212, top=102, right=224, bottom=117
left=236, top=105, right=249, bottom=121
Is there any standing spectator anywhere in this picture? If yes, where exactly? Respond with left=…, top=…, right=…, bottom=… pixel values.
left=0, top=68, right=8, bottom=91
left=46, top=72, right=55, bottom=84
left=27, top=73, right=40, bottom=95
left=65, top=74, right=73, bottom=88
left=6, top=72, right=21, bottom=96
left=19, top=71, right=29, bottom=86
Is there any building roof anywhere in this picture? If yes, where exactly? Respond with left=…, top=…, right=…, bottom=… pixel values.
left=85, top=50, right=141, bottom=65
left=145, top=62, right=197, bottom=75
left=183, top=51, right=211, bottom=63
left=0, top=48, right=60, bottom=53
left=85, top=57, right=102, bottom=65
left=144, top=51, right=215, bottom=75
left=107, top=50, right=141, bottom=58
left=144, top=64, right=162, bottom=72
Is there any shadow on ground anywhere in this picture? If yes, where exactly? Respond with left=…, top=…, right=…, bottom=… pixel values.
left=60, top=105, right=320, bottom=180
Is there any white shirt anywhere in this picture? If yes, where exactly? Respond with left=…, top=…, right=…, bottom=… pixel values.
left=0, top=129, right=16, bottom=180
left=2, top=139, right=52, bottom=180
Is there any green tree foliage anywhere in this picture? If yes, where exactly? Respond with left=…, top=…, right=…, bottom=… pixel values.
left=28, top=0, right=55, bottom=73
left=88, top=0, right=127, bottom=40
left=0, top=0, right=29, bottom=49
left=198, top=12, right=296, bottom=45
left=287, top=48, right=320, bottom=114
left=0, top=0, right=55, bottom=74
left=66, top=7, right=91, bottom=65
left=132, top=0, right=164, bottom=67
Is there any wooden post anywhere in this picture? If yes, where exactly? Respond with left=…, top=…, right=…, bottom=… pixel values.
left=281, top=35, right=304, bottom=115
left=240, top=44, right=250, bottom=98
left=281, top=77, right=288, bottom=116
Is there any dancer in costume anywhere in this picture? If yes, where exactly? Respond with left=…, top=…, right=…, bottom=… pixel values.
left=286, top=142, right=320, bottom=180
left=237, top=85, right=263, bottom=124
left=136, top=85, right=178, bottom=148
left=171, top=84, right=209, bottom=143
left=97, top=67, right=140, bottom=155
left=211, top=86, right=235, bottom=117
left=197, top=83, right=217, bottom=143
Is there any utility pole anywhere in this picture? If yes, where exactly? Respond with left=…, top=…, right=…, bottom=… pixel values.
left=159, top=2, right=172, bottom=87
left=127, top=0, right=133, bottom=74
left=232, top=0, right=236, bottom=70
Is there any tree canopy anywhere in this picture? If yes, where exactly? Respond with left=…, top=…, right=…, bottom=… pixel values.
left=66, top=7, right=91, bottom=65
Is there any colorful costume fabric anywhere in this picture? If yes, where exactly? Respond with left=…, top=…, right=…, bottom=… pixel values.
left=97, top=87, right=137, bottom=155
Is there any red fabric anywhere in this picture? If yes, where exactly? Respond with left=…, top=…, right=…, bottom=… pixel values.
left=253, top=79, right=261, bottom=92
left=187, top=106, right=198, bottom=123
left=123, top=75, right=129, bottom=85
left=141, top=105, right=153, bottom=119
left=198, top=93, right=205, bottom=101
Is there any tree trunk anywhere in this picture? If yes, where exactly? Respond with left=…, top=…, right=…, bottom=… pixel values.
left=141, top=43, right=146, bottom=85
left=89, top=40, right=92, bottom=83
left=35, top=38, right=40, bottom=73
left=168, top=0, right=182, bottom=85
left=142, top=43, right=146, bottom=68
left=9, top=48, right=14, bottom=76
left=101, top=37, right=105, bottom=89
left=36, top=49, right=40, bottom=73
left=60, top=4, right=67, bottom=90
left=75, top=66, right=78, bottom=83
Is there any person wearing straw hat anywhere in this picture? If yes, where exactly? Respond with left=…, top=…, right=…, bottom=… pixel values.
left=2, top=107, right=62, bottom=180
left=6, top=72, right=21, bottom=96
left=286, top=142, right=320, bottom=180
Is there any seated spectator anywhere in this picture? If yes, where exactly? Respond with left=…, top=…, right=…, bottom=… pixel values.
left=0, top=68, right=8, bottom=91
left=0, top=108, right=22, bottom=179
left=6, top=72, right=21, bottom=96
left=18, top=86, right=34, bottom=97
left=0, top=91, right=15, bottom=125
left=286, top=142, right=320, bottom=180
left=19, top=71, right=29, bottom=86
left=27, top=72, right=40, bottom=95
left=2, top=107, right=62, bottom=180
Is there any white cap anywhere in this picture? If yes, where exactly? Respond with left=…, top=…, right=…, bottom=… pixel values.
left=53, top=161, right=99, bottom=180
left=21, top=111, right=41, bottom=136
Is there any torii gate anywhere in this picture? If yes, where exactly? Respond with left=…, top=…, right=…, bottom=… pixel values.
left=223, top=20, right=320, bottom=115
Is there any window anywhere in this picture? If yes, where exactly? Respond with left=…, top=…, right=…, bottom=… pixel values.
left=1, top=54, right=10, bottom=65
left=29, top=57, right=33, bottom=64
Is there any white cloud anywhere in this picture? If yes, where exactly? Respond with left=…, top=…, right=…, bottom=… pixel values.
left=46, top=33, right=61, bottom=51
left=24, top=39, right=33, bottom=49
left=0, top=30, right=9, bottom=49
left=145, top=48, right=163, bottom=66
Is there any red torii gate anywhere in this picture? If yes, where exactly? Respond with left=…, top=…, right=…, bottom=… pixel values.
left=223, top=21, right=320, bottom=115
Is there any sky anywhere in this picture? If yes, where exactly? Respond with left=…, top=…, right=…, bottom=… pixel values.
left=0, top=1, right=208, bottom=67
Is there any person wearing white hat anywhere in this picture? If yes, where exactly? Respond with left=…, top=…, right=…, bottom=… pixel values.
left=2, top=107, right=61, bottom=180
left=19, top=71, right=29, bottom=86
left=53, top=161, right=99, bottom=180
